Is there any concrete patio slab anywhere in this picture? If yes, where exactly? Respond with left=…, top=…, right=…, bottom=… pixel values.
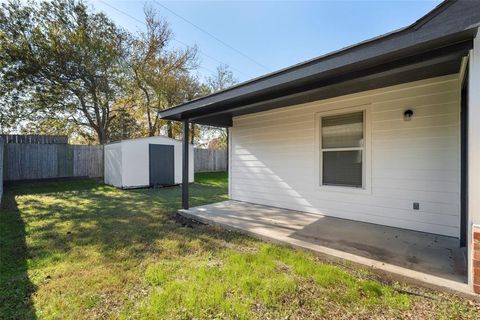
left=179, top=200, right=473, bottom=296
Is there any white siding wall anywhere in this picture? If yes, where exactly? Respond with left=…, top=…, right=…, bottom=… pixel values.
left=122, top=136, right=194, bottom=187
left=230, top=75, right=461, bottom=237
left=468, top=31, right=480, bottom=289
left=122, top=138, right=152, bottom=188
left=104, top=142, right=122, bottom=187
left=469, top=34, right=480, bottom=228
left=104, top=136, right=194, bottom=188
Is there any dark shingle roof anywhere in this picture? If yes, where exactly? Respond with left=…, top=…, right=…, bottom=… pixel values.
left=159, top=0, right=479, bottom=126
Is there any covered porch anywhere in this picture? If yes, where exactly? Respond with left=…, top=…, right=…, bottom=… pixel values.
left=160, top=2, right=480, bottom=295
left=179, top=200, right=470, bottom=295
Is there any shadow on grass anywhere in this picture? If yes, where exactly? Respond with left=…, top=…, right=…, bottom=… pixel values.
left=0, top=194, right=37, bottom=319
left=11, top=174, right=235, bottom=258
left=2, top=173, right=478, bottom=319
left=0, top=173, right=245, bottom=318
left=5, top=178, right=103, bottom=196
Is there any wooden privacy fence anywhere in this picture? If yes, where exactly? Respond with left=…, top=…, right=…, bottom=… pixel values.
left=4, top=144, right=103, bottom=181
left=194, top=148, right=227, bottom=172
left=2, top=143, right=226, bottom=182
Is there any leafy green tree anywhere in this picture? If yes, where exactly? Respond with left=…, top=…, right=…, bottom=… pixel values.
left=107, top=107, right=142, bottom=142
left=0, top=94, right=27, bottom=134
left=20, top=116, right=80, bottom=137
left=201, top=65, right=238, bottom=149
left=206, top=64, right=238, bottom=92
left=0, top=0, right=128, bottom=143
left=128, top=7, right=199, bottom=138
left=161, top=72, right=208, bottom=143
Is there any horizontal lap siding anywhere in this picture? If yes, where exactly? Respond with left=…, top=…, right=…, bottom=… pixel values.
left=230, top=75, right=461, bottom=237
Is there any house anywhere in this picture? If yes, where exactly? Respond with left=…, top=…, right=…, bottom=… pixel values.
left=159, top=0, right=480, bottom=295
left=104, top=136, right=194, bottom=189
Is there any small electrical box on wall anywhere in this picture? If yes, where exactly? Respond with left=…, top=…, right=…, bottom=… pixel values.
left=413, top=202, right=420, bottom=210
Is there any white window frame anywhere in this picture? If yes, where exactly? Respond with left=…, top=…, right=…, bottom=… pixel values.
left=314, top=105, right=372, bottom=194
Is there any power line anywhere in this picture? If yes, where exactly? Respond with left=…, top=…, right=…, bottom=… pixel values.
left=96, top=0, right=210, bottom=69
left=95, top=0, right=249, bottom=77
left=151, top=0, right=270, bottom=72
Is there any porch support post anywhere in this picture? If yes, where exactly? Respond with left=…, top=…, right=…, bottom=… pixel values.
left=182, top=120, right=189, bottom=210
left=468, top=30, right=480, bottom=294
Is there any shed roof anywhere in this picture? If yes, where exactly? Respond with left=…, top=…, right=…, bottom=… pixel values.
left=105, top=135, right=187, bottom=146
left=159, top=0, right=480, bottom=127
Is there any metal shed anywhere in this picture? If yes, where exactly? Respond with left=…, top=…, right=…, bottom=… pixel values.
left=104, top=136, right=194, bottom=189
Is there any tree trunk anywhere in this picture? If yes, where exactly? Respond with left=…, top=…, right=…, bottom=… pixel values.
left=190, top=123, right=195, bottom=144
left=147, top=109, right=155, bottom=137
left=167, top=121, right=173, bottom=138
left=96, top=127, right=108, bottom=144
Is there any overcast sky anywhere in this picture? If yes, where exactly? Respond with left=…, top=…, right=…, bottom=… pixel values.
left=87, top=1, right=442, bottom=83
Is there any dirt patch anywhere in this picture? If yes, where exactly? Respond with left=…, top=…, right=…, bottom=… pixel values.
left=173, top=212, right=206, bottom=228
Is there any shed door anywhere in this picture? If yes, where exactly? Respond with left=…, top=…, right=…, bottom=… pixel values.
left=149, top=144, right=175, bottom=186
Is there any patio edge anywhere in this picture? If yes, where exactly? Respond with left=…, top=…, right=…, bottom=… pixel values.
left=178, top=208, right=479, bottom=300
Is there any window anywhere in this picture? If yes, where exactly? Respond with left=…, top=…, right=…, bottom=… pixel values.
left=320, top=111, right=365, bottom=188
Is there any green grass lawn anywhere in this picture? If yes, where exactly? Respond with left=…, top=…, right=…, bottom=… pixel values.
left=1, top=172, right=479, bottom=319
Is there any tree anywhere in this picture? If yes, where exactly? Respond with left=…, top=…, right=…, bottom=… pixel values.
left=206, top=64, right=238, bottom=92
left=200, top=65, right=238, bottom=149
left=108, top=106, right=142, bottom=142
left=0, top=94, right=28, bottom=134
left=0, top=0, right=128, bottom=143
left=127, top=7, right=198, bottom=138
left=162, top=72, right=207, bottom=144
left=20, top=115, right=84, bottom=140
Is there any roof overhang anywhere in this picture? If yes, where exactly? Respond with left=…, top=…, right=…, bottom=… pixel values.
left=159, top=0, right=480, bottom=127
